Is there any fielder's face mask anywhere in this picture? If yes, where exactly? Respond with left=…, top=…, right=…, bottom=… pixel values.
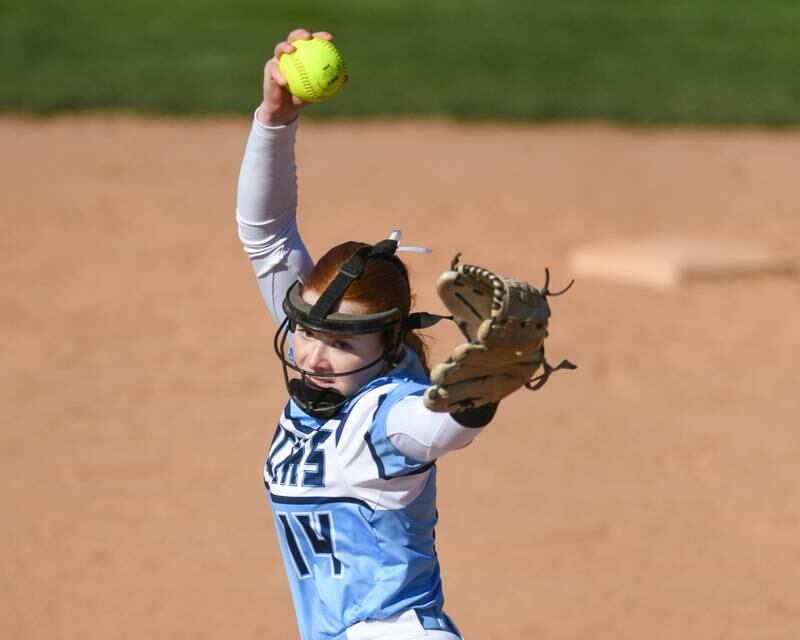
left=273, top=236, right=445, bottom=420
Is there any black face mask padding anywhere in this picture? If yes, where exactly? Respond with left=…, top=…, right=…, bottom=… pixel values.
left=283, top=281, right=402, bottom=335
left=287, top=379, right=348, bottom=420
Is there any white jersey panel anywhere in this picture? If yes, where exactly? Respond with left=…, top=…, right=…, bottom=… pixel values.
left=266, top=383, right=433, bottom=509
left=335, top=384, right=433, bottom=511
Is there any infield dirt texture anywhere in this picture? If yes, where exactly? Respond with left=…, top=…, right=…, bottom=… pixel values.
left=1, top=114, right=798, bottom=639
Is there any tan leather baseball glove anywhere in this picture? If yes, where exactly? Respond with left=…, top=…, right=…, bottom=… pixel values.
left=423, top=256, right=576, bottom=413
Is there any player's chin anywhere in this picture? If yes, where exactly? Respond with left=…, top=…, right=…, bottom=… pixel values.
left=333, top=375, right=369, bottom=397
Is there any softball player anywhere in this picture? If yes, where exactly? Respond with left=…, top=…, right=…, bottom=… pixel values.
left=236, top=29, right=497, bottom=640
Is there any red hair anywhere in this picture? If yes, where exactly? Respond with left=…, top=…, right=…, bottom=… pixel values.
left=303, top=241, right=430, bottom=373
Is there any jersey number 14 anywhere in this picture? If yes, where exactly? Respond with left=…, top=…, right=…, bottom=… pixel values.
left=276, top=511, right=343, bottom=579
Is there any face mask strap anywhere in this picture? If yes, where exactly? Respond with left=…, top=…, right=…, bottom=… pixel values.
left=307, top=239, right=409, bottom=323
left=404, top=311, right=451, bottom=331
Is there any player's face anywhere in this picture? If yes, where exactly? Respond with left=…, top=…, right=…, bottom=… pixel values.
left=292, top=298, right=387, bottom=396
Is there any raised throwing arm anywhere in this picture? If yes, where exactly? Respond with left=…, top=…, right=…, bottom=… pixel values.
left=235, top=29, right=334, bottom=324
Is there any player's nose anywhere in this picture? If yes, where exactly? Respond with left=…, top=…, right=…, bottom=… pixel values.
left=303, top=342, right=331, bottom=372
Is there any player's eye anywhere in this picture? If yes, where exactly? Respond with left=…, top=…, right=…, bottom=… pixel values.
left=298, top=327, right=315, bottom=338
left=333, top=340, right=352, bottom=352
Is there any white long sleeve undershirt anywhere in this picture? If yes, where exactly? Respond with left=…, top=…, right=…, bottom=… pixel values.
left=236, top=110, right=484, bottom=462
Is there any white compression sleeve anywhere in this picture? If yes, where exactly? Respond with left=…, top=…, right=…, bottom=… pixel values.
left=236, top=111, right=314, bottom=325
left=385, top=396, right=485, bottom=462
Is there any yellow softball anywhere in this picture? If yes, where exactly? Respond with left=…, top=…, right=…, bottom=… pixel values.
left=279, top=36, right=347, bottom=103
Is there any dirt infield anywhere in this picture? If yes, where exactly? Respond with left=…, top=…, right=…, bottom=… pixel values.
left=2, top=115, right=799, bottom=640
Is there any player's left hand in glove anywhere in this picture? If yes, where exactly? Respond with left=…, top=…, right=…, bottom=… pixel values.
left=423, top=255, right=576, bottom=415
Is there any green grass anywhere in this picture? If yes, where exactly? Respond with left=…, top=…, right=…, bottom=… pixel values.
left=2, top=0, right=800, bottom=124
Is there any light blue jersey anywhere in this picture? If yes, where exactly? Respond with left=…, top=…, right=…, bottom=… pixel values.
left=264, top=354, right=451, bottom=640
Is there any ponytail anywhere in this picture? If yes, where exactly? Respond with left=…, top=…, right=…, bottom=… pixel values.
left=403, top=329, right=431, bottom=375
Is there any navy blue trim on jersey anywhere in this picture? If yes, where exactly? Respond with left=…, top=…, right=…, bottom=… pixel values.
left=269, top=492, right=374, bottom=511
left=265, top=427, right=288, bottom=482
left=364, top=430, right=436, bottom=480
left=361, top=383, right=437, bottom=479
left=364, top=429, right=390, bottom=479
left=284, top=404, right=318, bottom=435
left=361, top=391, right=389, bottom=450
left=327, top=347, right=430, bottom=446
left=266, top=425, right=288, bottom=481
left=333, top=389, right=375, bottom=445
left=400, top=459, right=437, bottom=477
left=333, top=376, right=401, bottom=445
left=416, top=607, right=462, bottom=636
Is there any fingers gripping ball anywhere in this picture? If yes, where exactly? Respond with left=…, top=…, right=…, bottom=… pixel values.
left=279, top=36, right=348, bottom=103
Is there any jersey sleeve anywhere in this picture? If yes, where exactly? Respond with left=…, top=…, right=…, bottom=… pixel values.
left=236, top=110, right=314, bottom=325
left=366, top=384, right=485, bottom=474
left=385, top=393, right=485, bottom=462
left=364, top=386, right=434, bottom=477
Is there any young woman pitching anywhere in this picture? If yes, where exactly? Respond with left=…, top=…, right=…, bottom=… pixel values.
left=235, top=28, right=566, bottom=640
